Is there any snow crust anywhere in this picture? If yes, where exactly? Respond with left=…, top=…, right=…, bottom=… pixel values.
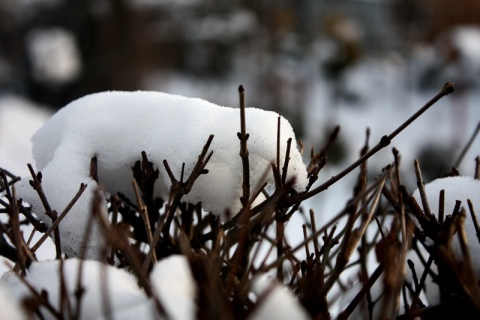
left=17, top=91, right=308, bottom=258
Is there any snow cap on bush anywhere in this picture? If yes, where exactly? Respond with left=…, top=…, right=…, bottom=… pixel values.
left=17, top=91, right=308, bottom=259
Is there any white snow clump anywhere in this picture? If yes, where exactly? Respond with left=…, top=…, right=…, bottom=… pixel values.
left=249, top=274, right=310, bottom=320
left=17, top=91, right=308, bottom=259
left=150, top=255, right=196, bottom=320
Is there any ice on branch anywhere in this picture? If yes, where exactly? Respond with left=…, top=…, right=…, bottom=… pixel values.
left=17, top=91, right=308, bottom=259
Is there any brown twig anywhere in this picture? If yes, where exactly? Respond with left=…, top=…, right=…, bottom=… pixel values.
left=238, top=85, right=251, bottom=208
left=132, top=179, right=156, bottom=269
left=161, top=134, right=214, bottom=238
left=337, top=263, right=385, bottom=320
left=475, top=156, right=480, bottom=179
left=30, top=183, right=87, bottom=253
left=414, top=159, right=432, bottom=217
left=27, top=164, right=62, bottom=259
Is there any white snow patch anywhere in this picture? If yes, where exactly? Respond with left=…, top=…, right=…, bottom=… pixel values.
left=1, top=259, right=149, bottom=320
left=250, top=275, right=309, bottom=320
left=150, top=255, right=196, bottom=320
left=16, top=91, right=308, bottom=258
left=0, top=282, right=28, bottom=320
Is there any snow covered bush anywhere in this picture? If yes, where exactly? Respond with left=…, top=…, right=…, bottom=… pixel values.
left=2, top=82, right=480, bottom=319
left=15, top=90, right=308, bottom=259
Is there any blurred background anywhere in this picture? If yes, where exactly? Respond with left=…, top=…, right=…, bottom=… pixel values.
left=1, top=0, right=480, bottom=197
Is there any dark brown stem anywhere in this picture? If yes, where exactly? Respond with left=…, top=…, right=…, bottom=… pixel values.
left=238, top=85, right=250, bottom=208
left=27, top=164, right=62, bottom=258
left=476, top=156, right=480, bottom=179
left=414, top=159, right=432, bottom=217
left=439, top=189, right=445, bottom=224
left=467, top=199, right=480, bottom=244
left=90, top=156, right=98, bottom=182
left=337, top=263, right=384, bottom=320
left=281, top=138, right=292, bottom=186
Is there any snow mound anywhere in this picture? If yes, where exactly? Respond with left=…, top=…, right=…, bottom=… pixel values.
left=150, top=255, right=196, bottom=320
left=250, top=275, right=310, bottom=320
left=1, top=259, right=149, bottom=320
left=17, top=91, right=308, bottom=258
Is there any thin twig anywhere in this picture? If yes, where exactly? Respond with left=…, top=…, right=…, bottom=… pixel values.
left=454, top=122, right=480, bottom=168
left=281, top=138, right=292, bottom=186
left=132, top=179, right=156, bottom=269
left=238, top=85, right=251, bottom=208
left=414, top=159, right=432, bottom=217
left=27, top=164, right=62, bottom=258
left=467, top=199, right=480, bottom=244
left=291, top=82, right=454, bottom=203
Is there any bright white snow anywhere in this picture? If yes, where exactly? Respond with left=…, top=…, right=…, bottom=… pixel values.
left=16, top=91, right=308, bottom=259
left=0, top=282, right=28, bottom=320
left=250, top=275, right=310, bottom=320
left=150, top=255, right=196, bottom=320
